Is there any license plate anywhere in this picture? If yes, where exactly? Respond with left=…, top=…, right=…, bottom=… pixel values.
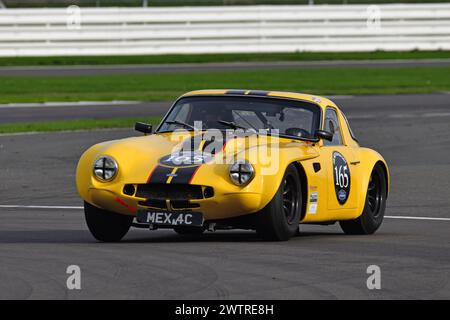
left=136, top=210, right=204, bottom=227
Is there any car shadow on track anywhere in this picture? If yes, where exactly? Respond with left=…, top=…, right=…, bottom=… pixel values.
left=121, top=230, right=345, bottom=243
left=0, top=229, right=345, bottom=244
left=0, top=230, right=93, bottom=244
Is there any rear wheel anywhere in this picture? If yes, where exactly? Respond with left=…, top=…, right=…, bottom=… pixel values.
left=340, top=164, right=387, bottom=235
left=84, top=201, right=133, bottom=242
left=256, top=164, right=302, bottom=241
left=173, top=226, right=206, bottom=235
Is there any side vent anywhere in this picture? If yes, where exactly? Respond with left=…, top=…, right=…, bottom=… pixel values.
left=313, top=163, right=321, bottom=173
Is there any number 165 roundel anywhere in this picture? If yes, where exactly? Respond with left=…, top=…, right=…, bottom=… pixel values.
left=76, top=90, right=389, bottom=242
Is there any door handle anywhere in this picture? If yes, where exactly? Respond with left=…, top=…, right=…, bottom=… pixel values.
left=350, top=161, right=360, bottom=165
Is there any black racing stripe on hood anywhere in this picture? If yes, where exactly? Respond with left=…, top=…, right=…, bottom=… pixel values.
left=170, top=166, right=200, bottom=184
left=147, top=166, right=173, bottom=184
left=202, top=137, right=225, bottom=154
left=180, top=135, right=203, bottom=152
left=179, top=135, right=226, bottom=154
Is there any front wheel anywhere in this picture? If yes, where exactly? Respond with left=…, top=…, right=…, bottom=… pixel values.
left=84, top=201, right=133, bottom=242
left=340, top=164, right=387, bottom=235
left=256, top=164, right=302, bottom=241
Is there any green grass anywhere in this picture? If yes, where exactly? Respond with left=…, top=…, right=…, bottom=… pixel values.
left=2, top=64, right=449, bottom=133
left=1, top=66, right=450, bottom=103
left=1, top=51, right=450, bottom=67
left=0, top=117, right=162, bottom=134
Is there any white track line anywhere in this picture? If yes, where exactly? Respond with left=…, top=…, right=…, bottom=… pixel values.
left=384, top=215, right=450, bottom=221
left=0, top=205, right=83, bottom=210
left=0, top=101, right=141, bottom=109
left=0, top=127, right=130, bottom=137
left=0, top=205, right=449, bottom=221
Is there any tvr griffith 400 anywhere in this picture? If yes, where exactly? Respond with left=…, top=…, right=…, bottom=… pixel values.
left=76, top=89, right=389, bottom=241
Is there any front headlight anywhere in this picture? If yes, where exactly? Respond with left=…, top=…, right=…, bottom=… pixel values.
left=93, top=156, right=118, bottom=181
left=229, top=160, right=254, bottom=185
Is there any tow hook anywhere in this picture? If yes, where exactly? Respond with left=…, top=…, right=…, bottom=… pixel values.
left=207, top=223, right=216, bottom=232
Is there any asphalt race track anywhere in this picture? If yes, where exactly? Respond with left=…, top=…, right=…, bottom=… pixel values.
left=2, top=93, right=450, bottom=124
left=1, top=59, right=450, bottom=76
left=0, top=94, right=449, bottom=299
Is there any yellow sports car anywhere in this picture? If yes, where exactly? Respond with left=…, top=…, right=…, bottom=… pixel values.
left=76, top=90, right=389, bottom=242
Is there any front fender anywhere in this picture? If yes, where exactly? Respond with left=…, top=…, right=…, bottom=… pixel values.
left=76, top=141, right=116, bottom=205
left=238, top=142, right=319, bottom=210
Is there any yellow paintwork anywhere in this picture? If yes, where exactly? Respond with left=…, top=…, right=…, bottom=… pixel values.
left=76, top=90, right=389, bottom=223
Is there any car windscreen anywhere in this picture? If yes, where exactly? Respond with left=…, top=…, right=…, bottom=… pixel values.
left=157, top=96, right=321, bottom=140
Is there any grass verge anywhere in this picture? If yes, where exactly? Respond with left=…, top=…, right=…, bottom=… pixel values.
left=1, top=51, right=450, bottom=67
left=1, top=66, right=450, bottom=103
left=0, top=117, right=162, bottom=134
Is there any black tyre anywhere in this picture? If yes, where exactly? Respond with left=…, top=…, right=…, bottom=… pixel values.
left=84, top=201, right=133, bottom=242
left=256, top=164, right=302, bottom=241
left=340, top=164, right=387, bottom=235
left=173, top=226, right=206, bottom=235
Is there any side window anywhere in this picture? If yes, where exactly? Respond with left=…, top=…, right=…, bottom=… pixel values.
left=324, top=108, right=343, bottom=146
left=342, top=112, right=358, bottom=142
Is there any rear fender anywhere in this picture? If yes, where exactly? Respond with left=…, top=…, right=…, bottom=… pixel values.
left=355, top=148, right=390, bottom=216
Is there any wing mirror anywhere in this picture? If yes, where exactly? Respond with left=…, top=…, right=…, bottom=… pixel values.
left=135, top=122, right=153, bottom=134
left=315, top=130, right=333, bottom=142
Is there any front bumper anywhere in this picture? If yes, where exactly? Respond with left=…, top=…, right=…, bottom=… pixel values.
left=87, top=185, right=264, bottom=221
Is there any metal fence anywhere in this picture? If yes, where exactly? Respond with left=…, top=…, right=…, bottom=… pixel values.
left=3, top=1, right=450, bottom=7
left=0, top=4, right=449, bottom=57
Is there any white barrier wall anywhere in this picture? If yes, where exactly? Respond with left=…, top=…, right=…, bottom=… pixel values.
left=0, top=4, right=449, bottom=57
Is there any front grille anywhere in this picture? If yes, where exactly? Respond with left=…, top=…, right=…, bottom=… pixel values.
left=138, top=199, right=167, bottom=209
left=171, top=200, right=200, bottom=209
left=136, top=183, right=205, bottom=200
left=138, top=199, right=200, bottom=210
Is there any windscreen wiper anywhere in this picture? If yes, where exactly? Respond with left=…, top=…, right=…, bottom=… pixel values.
left=217, top=120, right=246, bottom=130
left=231, top=111, right=259, bottom=132
left=165, top=120, right=196, bottom=130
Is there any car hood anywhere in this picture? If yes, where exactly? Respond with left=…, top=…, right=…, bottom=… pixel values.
left=82, top=131, right=319, bottom=184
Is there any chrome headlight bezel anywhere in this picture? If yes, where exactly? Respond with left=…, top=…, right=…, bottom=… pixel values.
left=229, top=160, right=255, bottom=186
left=93, top=156, right=118, bottom=182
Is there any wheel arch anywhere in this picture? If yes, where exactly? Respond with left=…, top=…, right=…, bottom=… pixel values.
left=253, top=145, right=318, bottom=213
left=355, top=148, right=390, bottom=215
left=292, top=162, right=308, bottom=221
left=375, top=160, right=390, bottom=199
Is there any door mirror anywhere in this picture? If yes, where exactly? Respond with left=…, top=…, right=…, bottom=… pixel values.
left=315, top=130, right=333, bottom=142
left=135, top=122, right=153, bottom=134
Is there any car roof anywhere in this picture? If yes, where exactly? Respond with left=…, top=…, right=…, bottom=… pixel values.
left=181, top=89, right=339, bottom=111
left=177, top=89, right=358, bottom=147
